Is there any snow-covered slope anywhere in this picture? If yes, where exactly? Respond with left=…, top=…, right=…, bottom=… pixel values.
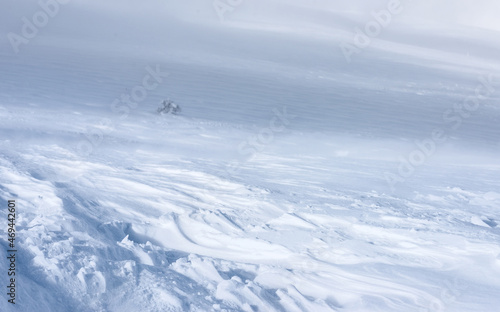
left=1, top=1, right=500, bottom=311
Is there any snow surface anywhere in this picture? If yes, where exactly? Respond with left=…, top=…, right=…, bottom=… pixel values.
left=1, top=0, right=500, bottom=311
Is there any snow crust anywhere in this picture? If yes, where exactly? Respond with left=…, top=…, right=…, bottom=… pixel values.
left=1, top=0, right=500, bottom=311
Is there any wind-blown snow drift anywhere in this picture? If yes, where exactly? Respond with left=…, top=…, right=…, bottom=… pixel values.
left=1, top=0, right=500, bottom=311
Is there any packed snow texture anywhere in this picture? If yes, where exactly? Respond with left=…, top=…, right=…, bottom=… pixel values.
left=1, top=0, right=500, bottom=311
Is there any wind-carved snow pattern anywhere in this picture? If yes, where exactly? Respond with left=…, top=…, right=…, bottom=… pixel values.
left=1, top=0, right=500, bottom=311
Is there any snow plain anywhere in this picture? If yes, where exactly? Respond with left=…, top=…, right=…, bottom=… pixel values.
left=1, top=0, right=500, bottom=311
